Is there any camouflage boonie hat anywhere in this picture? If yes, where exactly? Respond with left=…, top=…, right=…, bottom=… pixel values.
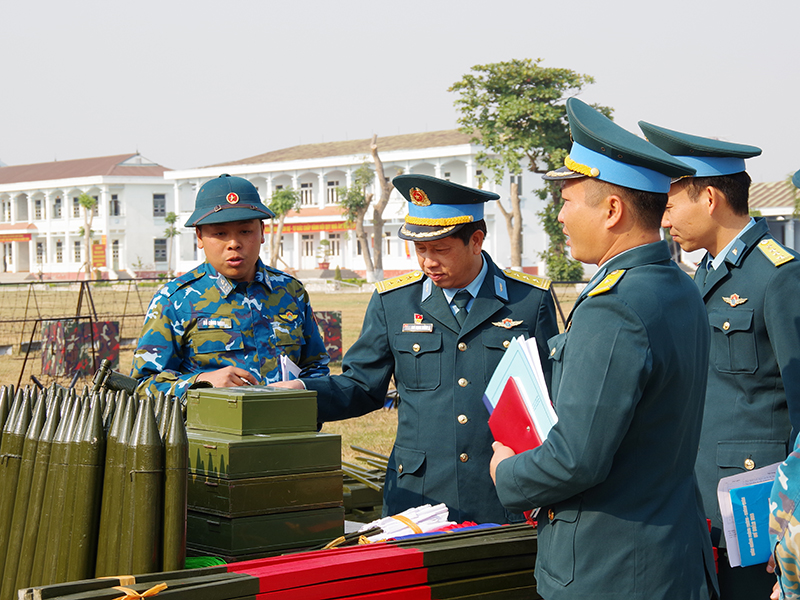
left=185, top=174, right=275, bottom=227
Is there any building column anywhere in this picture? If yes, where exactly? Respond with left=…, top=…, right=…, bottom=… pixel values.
left=466, top=158, right=475, bottom=188
left=318, top=171, right=325, bottom=207
left=100, top=185, right=111, bottom=272
left=293, top=231, right=301, bottom=270
left=434, top=161, right=442, bottom=179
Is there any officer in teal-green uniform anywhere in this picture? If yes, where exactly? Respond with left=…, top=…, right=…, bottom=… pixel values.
left=643, top=121, right=800, bottom=600
left=491, top=99, right=717, bottom=600
left=273, top=174, right=559, bottom=525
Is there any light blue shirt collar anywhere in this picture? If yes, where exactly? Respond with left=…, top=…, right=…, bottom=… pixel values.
left=442, top=256, right=487, bottom=313
left=709, top=218, right=756, bottom=271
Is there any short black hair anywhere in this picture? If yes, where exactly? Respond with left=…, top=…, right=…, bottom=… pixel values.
left=686, top=171, right=752, bottom=216
left=588, top=181, right=667, bottom=231
left=449, top=220, right=487, bottom=245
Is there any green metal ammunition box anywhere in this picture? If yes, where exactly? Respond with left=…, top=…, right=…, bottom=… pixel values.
left=188, top=430, right=341, bottom=479
left=186, top=386, right=318, bottom=435
left=186, top=507, right=344, bottom=555
left=188, top=471, right=344, bottom=517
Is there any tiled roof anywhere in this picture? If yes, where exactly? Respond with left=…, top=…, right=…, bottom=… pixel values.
left=0, top=154, right=170, bottom=185
left=211, top=130, right=476, bottom=167
left=749, top=180, right=799, bottom=211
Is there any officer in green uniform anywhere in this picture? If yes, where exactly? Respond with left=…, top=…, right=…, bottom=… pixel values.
left=642, top=121, right=800, bottom=600
left=491, top=99, right=717, bottom=599
left=273, top=174, right=559, bottom=524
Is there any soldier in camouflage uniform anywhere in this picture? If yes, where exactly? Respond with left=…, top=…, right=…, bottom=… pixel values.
left=131, top=174, right=329, bottom=397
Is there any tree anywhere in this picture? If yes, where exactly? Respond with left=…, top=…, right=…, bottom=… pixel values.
left=77, top=192, right=97, bottom=279
left=164, top=212, right=180, bottom=277
left=339, top=163, right=376, bottom=281
left=338, top=136, right=396, bottom=283
left=267, top=188, right=301, bottom=268
left=450, top=58, right=610, bottom=279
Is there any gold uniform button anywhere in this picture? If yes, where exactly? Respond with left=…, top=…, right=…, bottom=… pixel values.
left=457, top=414, right=468, bottom=424
left=398, top=464, right=403, bottom=474
left=412, top=343, right=421, bottom=352
left=459, top=453, right=469, bottom=463
left=744, top=458, right=755, bottom=471
left=458, top=378, right=468, bottom=387
left=548, top=509, right=555, bottom=520
left=503, top=340, right=511, bottom=348
left=723, top=321, right=731, bottom=331
left=458, top=342, right=467, bottom=351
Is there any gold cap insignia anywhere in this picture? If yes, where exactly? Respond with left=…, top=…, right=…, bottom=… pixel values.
left=409, top=187, right=431, bottom=207
left=722, top=294, right=747, bottom=307
left=226, top=192, right=240, bottom=205
left=492, top=318, right=523, bottom=329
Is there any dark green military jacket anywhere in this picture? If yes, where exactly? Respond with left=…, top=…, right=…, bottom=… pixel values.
left=303, top=252, right=559, bottom=524
left=494, top=242, right=716, bottom=600
left=693, top=218, right=800, bottom=547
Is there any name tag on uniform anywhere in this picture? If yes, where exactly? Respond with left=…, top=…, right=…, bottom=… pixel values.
left=403, top=323, right=434, bottom=333
left=198, top=317, right=233, bottom=330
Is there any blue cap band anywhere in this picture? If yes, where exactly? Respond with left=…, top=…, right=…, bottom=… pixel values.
left=406, top=202, right=484, bottom=223
left=570, top=143, right=672, bottom=193
left=674, top=155, right=747, bottom=177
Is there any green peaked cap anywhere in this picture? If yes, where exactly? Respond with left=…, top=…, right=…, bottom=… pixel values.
left=639, top=121, right=761, bottom=177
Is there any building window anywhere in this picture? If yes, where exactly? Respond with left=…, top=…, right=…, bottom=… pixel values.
left=112, top=240, right=120, bottom=262
left=444, top=171, right=451, bottom=181
left=327, top=180, right=340, bottom=203
left=110, top=194, right=121, bottom=216
left=275, top=184, right=284, bottom=191
left=56, top=240, right=63, bottom=263
left=73, top=197, right=81, bottom=218
left=36, top=241, right=45, bottom=263
left=385, top=232, right=391, bottom=255
left=92, top=195, right=99, bottom=217
left=302, top=234, right=314, bottom=257
left=193, top=235, right=198, bottom=260
left=510, top=175, right=522, bottom=195
left=34, top=199, right=43, bottom=220
left=154, top=239, right=167, bottom=262
left=74, top=240, right=82, bottom=263
left=356, top=239, right=362, bottom=256
left=54, top=197, right=62, bottom=218
left=300, top=183, right=313, bottom=206
left=153, top=194, right=166, bottom=217
left=328, top=233, right=341, bottom=256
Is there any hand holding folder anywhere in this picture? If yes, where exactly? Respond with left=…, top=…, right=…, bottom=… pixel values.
left=484, top=336, right=556, bottom=453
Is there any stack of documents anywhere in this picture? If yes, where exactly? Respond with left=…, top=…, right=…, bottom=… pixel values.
left=483, top=336, right=557, bottom=453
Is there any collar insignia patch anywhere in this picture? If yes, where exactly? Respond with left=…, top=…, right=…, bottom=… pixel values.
left=722, top=294, right=747, bottom=307
left=414, top=313, right=423, bottom=324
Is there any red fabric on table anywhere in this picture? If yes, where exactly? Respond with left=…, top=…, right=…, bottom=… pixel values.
left=228, top=543, right=426, bottom=593
left=255, top=567, right=429, bottom=599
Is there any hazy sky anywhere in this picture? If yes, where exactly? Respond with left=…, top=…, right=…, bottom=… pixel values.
left=2, top=0, right=797, bottom=183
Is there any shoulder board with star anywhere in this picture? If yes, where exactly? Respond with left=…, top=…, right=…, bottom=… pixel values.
left=757, top=239, right=795, bottom=267
left=587, top=269, right=626, bottom=297
left=503, top=269, right=552, bottom=290
left=375, top=271, right=424, bottom=294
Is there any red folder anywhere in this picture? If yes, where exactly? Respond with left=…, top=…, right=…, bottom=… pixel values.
left=488, top=378, right=541, bottom=454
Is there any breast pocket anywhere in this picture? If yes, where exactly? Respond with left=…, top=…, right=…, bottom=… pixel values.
left=190, top=328, right=245, bottom=367
left=271, top=319, right=306, bottom=348
left=481, top=327, right=530, bottom=383
left=393, top=332, right=442, bottom=391
left=709, top=309, right=757, bottom=374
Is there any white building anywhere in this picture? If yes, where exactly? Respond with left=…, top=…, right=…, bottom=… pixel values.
left=0, top=154, right=172, bottom=279
left=167, top=130, right=551, bottom=278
